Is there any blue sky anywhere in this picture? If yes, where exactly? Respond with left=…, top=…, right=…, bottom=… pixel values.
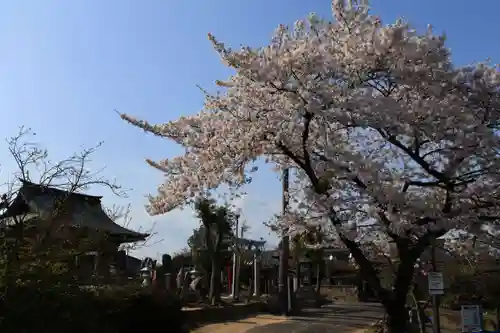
left=0, top=0, right=498, bottom=259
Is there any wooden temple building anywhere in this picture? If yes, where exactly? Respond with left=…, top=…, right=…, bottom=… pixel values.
left=262, top=246, right=377, bottom=299
left=0, top=180, right=149, bottom=284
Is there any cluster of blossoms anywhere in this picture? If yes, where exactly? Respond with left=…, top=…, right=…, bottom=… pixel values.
left=122, top=0, right=500, bottom=263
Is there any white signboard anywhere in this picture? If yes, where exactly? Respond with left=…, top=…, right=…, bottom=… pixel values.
left=428, top=272, right=444, bottom=295
left=461, top=305, right=482, bottom=332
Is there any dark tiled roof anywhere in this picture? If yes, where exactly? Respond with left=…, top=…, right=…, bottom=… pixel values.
left=0, top=180, right=148, bottom=242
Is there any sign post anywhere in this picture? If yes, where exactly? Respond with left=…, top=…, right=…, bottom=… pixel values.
left=461, top=305, right=483, bottom=333
left=429, top=239, right=443, bottom=333
left=428, top=272, right=444, bottom=295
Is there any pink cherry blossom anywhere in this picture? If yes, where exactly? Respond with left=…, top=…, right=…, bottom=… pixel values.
left=121, top=0, right=500, bottom=293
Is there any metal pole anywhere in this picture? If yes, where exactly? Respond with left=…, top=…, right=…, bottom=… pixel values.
left=253, top=252, right=260, bottom=297
left=231, top=214, right=240, bottom=300
left=431, top=238, right=441, bottom=333
left=236, top=224, right=244, bottom=297
left=279, top=168, right=290, bottom=315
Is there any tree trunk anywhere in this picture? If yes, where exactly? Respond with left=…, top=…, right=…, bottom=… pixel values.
left=496, top=305, right=500, bottom=331
left=351, top=244, right=419, bottom=332
left=208, top=227, right=223, bottom=306
left=328, top=214, right=441, bottom=333
left=209, top=257, right=221, bottom=305
left=385, top=300, right=409, bottom=333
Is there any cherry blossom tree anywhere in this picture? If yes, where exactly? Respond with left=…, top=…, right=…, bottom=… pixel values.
left=120, top=1, right=500, bottom=331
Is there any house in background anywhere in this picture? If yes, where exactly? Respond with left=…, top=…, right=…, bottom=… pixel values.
left=0, top=180, right=148, bottom=284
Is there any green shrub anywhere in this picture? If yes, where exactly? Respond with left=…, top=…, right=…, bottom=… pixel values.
left=102, top=287, right=185, bottom=333
left=0, top=285, right=185, bottom=333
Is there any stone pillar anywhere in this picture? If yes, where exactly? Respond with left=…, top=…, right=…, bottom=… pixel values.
left=165, top=273, right=172, bottom=291
left=162, top=254, right=174, bottom=291
left=253, top=252, right=260, bottom=297
left=141, top=267, right=152, bottom=287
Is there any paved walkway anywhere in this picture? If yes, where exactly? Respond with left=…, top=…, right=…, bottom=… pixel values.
left=245, top=302, right=384, bottom=333
left=192, top=314, right=287, bottom=333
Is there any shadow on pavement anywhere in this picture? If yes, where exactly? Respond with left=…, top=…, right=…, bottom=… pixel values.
left=245, top=303, right=384, bottom=333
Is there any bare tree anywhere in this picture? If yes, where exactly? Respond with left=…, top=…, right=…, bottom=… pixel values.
left=0, top=127, right=126, bottom=291
left=2, top=126, right=124, bottom=196
left=105, top=203, right=161, bottom=254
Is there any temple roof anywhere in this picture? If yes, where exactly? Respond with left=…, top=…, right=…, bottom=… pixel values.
left=0, top=180, right=148, bottom=243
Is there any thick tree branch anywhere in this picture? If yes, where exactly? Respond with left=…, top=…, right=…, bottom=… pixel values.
left=379, top=131, right=449, bottom=184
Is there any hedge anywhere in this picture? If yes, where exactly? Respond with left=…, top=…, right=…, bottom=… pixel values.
left=0, top=285, right=186, bottom=333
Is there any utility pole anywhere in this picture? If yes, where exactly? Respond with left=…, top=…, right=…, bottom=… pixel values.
left=278, top=168, right=290, bottom=315
left=231, top=214, right=240, bottom=300
left=431, top=238, right=441, bottom=333
left=237, top=223, right=244, bottom=293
